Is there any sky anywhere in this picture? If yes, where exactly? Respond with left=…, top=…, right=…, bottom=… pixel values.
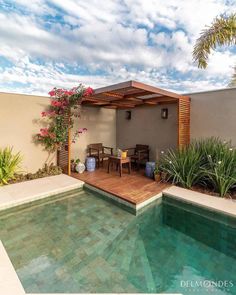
left=0, top=0, right=235, bottom=96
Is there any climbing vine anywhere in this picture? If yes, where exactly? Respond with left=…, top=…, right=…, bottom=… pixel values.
left=36, top=84, right=93, bottom=152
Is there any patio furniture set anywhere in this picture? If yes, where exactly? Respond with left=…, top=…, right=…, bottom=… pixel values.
left=87, top=143, right=150, bottom=177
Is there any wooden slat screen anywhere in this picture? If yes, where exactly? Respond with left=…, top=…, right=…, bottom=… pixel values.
left=57, top=112, right=71, bottom=175
left=178, top=97, right=190, bottom=148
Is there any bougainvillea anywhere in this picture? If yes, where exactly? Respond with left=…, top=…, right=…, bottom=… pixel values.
left=36, top=84, right=93, bottom=152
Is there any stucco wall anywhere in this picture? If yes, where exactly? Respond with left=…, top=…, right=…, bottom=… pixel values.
left=116, top=104, right=178, bottom=161
left=71, top=106, right=116, bottom=162
left=1, top=87, right=235, bottom=173
left=0, top=93, right=116, bottom=172
left=0, top=92, right=56, bottom=173
left=190, top=88, right=236, bottom=145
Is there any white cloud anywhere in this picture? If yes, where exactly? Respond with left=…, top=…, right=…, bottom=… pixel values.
left=0, top=0, right=235, bottom=95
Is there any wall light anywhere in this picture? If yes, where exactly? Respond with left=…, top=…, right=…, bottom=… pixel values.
left=125, top=110, right=132, bottom=120
left=161, top=108, right=168, bottom=119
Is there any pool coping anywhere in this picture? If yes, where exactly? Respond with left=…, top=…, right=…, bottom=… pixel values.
left=2, top=174, right=235, bottom=218
left=0, top=174, right=84, bottom=212
left=84, top=183, right=163, bottom=214
left=163, top=186, right=236, bottom=218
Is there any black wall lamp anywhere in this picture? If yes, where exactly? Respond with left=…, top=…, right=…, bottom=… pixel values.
left=125, top=110, right=132, bottom=120
left=161, top=108, right=168, bottom=119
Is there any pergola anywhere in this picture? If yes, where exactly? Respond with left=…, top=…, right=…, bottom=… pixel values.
left=58, top=80, right=190, bottom=175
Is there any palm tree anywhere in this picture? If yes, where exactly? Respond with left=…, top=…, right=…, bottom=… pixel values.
left=193, top=13, right=236, bottom=86
left=229, top=66, right=236, bottom=86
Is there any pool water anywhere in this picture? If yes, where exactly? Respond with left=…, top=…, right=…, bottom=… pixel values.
left=0, top=189, right=235, bottom=294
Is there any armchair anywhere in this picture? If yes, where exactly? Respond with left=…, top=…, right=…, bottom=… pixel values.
left=87, top=143, right=113, bottom=168
left=126, top=144, right=149, bottom=170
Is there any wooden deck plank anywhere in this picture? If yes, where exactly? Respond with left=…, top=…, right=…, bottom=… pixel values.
left=71, top=163, right=170, bottom=205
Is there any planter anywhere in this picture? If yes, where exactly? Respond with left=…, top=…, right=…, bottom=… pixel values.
left=154, top=173, right=161, bottom=182
left=145, top=162, right=156, bottom=178
left=161, top=171, right=168, bottom=182
left=75, top=162, right=85, bottom=174
left=86, top=157, right=96, bottom=172
left=71, top=161, right=76, bottom=172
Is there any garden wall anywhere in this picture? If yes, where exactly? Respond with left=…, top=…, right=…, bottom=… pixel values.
left=116, top=104, right=178, bottom=161
left=190, top=88, right=236, bottom=146
left=71, top=106, right=116, bottom=163
left=0, top=92, right=55, bottom=173
left=1, top=87, right=235, bottom=173
left=0, top=92, right=116, bottom=173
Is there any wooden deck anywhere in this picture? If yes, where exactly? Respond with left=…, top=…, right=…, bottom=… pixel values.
left=71, top=163, right=170, bottom=205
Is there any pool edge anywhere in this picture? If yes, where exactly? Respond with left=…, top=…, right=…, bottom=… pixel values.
left=163, top=186, right=236, bottom=218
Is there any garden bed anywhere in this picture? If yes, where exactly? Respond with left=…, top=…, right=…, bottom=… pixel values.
left=8, top=164, right=62, bottom=184
left=159, top=137, right=236, bottom=199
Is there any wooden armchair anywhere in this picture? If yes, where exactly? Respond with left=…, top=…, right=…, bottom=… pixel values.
left=88, top=143, right=113, bottom=168
left=126, top=144, right=149, bottom=170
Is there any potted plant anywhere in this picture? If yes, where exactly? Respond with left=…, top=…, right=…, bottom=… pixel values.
left=75, top=158, right=85, bottom=174
left=71, top=159, right=76, bottom=172
left=154, top=164, right=161, bottom=182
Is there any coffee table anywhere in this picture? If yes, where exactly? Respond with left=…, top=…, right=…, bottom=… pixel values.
left=107, top=156, right=131, bottom=177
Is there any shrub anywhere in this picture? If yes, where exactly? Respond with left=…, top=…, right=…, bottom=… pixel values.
left=0, top=147, right=22, bottom=185
left=160, top=145, right=204, bottom=189
left=160, top=137, right=236, bottom=197
left=194, top=138, right=236, bottom=197
left=11, top=164, right=62, bottom=184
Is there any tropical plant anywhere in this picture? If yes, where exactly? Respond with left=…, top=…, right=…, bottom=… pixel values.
left=0, top=147, right=22, bottom=185
left=160, top=137, right=236, bottom=197
left=229, top=66, right=236, bottom=87
left=193, top=137, right=236, bottom=197
left=204, top=150, right=236, bottom=197
left=192, top=137, right=229, bottom=164
left=154, top=164, right=160, bottom=175
left=193, top=13, right=236, bottom=86
left=159, top=145, right=204, bottom=189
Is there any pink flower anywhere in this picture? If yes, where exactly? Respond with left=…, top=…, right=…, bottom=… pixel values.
left=40, top=128, right=49, bottom=137
left=41, top=110, right=56, bottom=117
left=51, top=100, right=63, bottom=107
left=62, top=99, right=69, bottom=106
left=76, top=127, right=87, bottom=134
left=48, top=89, right=56, bottom=97
left=64, top=90, right=75, bottom=96
left=83, top=87, right=94, bottom=97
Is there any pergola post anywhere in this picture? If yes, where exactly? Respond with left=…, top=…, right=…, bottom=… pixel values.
left=178, top=96, right=190, bottom=148
left=57, top=111, right=71, bottom=175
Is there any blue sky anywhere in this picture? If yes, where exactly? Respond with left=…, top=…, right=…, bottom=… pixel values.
left=0, top=0, right=235, bottom=95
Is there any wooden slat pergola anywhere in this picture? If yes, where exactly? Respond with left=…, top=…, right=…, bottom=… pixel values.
left=58, top=80, right=190, bottom=175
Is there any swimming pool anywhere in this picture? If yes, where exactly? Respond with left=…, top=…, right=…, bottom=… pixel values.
left=0, top=189, right=235, bottom=294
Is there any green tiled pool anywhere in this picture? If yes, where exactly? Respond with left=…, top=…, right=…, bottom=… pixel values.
left=0, top=189, right=235, bottom=294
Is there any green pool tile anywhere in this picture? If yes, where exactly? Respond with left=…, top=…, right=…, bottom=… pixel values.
left=0, top=189, right=235, bottom=294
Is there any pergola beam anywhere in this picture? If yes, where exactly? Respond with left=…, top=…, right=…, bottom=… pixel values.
left=131, top=81, right=182, bottom=99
